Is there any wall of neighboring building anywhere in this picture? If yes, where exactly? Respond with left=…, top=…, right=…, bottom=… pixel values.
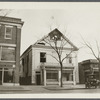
left=20, top=46, right=32, bottom=85
left=0, top=17, right=23, bottom=85
left=78, top=63, right=85, bottom=84
left=78, top=60, right=99, bottom=84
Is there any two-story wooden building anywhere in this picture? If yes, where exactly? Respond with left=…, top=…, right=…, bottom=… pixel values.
left=0, top=16, right=23, bottom=85
left=20, top=29, right=79, bottom=86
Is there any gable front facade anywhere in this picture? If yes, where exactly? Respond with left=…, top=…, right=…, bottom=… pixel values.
left=20, top=29, right=79, bottom=86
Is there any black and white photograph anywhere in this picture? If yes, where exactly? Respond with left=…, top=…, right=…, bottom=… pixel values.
left=0, top=2, right=100, bottom=98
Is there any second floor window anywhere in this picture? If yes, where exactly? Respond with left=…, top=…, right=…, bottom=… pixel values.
left=66, top=54, right=72, bottom=64
left=40, top=52, right=46, bottom=63
left=1, top=46, right=15, bottom=61
left=69, top=56, right=72, bottom=63
left=5, top=26, right=13, bottom=39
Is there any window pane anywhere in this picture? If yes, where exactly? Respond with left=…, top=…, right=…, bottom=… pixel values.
left=46, top=70, right=58, bottom=81
left=6, top=27, right=12, bottom=33
left=6, top=34, right=12, bottom=39
left=5, top=27, right=12, bottom=39
left=40, top=53, right=46, bottom=58
left=63, top=70, right=73, bottom=81
left=1, top=47, right=15, bottom=61
left=40, top=58, right=46, bottom=62
left=69, top=57, right=72, bottom=63
left=4, top=69, right=13, bottom=83
left=40, top=52, right=46, bottom=62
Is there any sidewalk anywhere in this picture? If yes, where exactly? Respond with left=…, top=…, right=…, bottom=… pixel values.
left=44, top=84, right=85, bottom=90
left=0, top=85, right=31, bottom=91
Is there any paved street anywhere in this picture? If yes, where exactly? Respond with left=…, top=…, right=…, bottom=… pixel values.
left=0, top=85, right=100, bottom=94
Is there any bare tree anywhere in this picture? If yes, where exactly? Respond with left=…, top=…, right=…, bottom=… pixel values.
left=42, top=30, right=78, bottom=87
left=0, top=9, right=12, bottom=31
left=81, top=36, right=100, bottom=80
left=0, top=9, right=12, bottom=16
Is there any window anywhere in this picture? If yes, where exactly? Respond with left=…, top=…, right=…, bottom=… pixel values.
left=62, top=70, right=73, bottom=81
left=5, top=26, right=13, bottom=39
left=67, top=54, right=72, bottom=64
left=49, top=32, right=61, bottom=40
left=69, top=57, right=72, bottom=63
left=22, top=58, right=24, bottom=72
left=40, top=52, right=46, bottom=62
left=46, top=70, right=58, bottom=81
left=1, top=46, right=15, bottom=61
left=4, top=68, right=13, bottom=83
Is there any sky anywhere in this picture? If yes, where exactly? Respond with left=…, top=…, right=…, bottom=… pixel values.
left=0, top=2, right=100, bottom=62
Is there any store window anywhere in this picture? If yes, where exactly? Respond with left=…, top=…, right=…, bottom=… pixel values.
left=40, top=52, right=46, bottom=62
left=62, top=70, right=73, bottom=81
left=1, top=46, right=15, bottom=61
left=5, top=26, right=13, bottom=39
left=46, top=70, right=58, bottom=81
left=4, top=68, right=13, bottom=83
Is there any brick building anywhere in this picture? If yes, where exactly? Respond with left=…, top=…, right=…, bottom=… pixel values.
left=0, top=16, right=23, bottom=85
left=79, top=59, right=99, bottom=84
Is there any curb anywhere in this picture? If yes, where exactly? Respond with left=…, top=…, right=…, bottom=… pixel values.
left=44, top=87, right=85, bottom=90
left=0, top=89, right=31, bottom=91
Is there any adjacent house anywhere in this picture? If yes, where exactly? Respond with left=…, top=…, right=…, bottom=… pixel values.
left=0, top=16, right=24, bottom=85
left=20, top=28, right=79, bottom=86
left=78, top=59, right=99, bottom=84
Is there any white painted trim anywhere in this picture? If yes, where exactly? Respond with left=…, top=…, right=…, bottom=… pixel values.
left=0, top=43, right=16, bottom=47
left=59, top=70, right=61, bottom=86
left=17, top=25, right=22, bottom=29
left=3, top=83, right=20, bottom=86
left=0, top=60, right=16, bottom=63
left=2, top=68, right=4, bottom=84
left=4, top=25, right=13, bottom=40
left=44, top=69, right=46, bottom=86
left=5, top=25, right=13, bottom=28
left=0, top=22, right=22, bottom=28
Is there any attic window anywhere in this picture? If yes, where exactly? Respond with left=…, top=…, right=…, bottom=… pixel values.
left=38, top=42, right=45, bottom=45
left=50, top=31, right=61, bottom=40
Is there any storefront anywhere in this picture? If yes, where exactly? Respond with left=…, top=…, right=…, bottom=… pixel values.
left=41, top=65, right=75, bottom=86
left=0, top=66, right=15, bottom=85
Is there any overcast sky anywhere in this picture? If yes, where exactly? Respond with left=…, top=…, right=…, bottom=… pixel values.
left=1, top=2, right=100, bottom=62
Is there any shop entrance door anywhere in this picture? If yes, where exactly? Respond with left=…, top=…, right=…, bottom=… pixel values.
left=0, top=71, right=2, bottom=85
left=36, top=74, right=41, bottom=85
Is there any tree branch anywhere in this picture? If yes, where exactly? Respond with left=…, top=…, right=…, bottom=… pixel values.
left=46, top=53, right=59, bottom=63
left=62, top=49, right=73, bottom=62
left=81, top=35, right=98, bottom=60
